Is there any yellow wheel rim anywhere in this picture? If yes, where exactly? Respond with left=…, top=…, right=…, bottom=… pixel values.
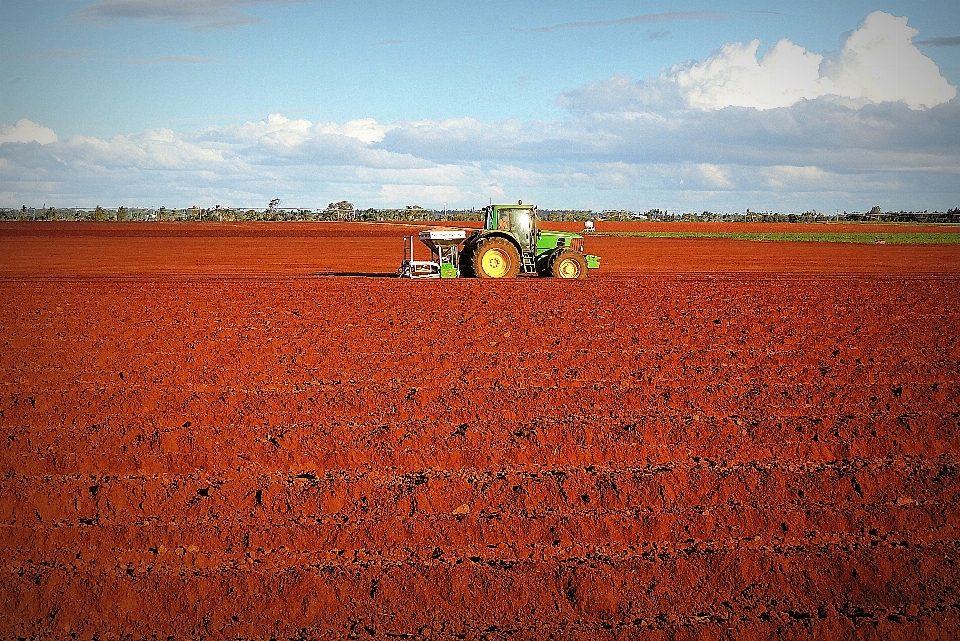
left=481, top=248, right=511, bottom=278
left=557, top=258, right=582, bottom=279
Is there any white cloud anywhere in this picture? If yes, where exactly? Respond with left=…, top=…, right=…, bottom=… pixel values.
left=378, top=184, right=464, bottom=205
left=563, top=11, right=956, bottom=113
left=224, top=113, right=313, bottom=147
left=696, top=163, right=734, bottom=189
left=320, top=118, right=395, bottom=145
left=59, top=129, right=225, bottom=170
left=820, top=11, right=957, bottom=109
left=3, top=98, right=958, bottom=211
left=487, top=165, right=545, bottom=187
left=0, top=114, right=484, bottom=208
left=0, top=119, right=58, bottom=145
left=218, top=114, right=394, bottom=150
left=669, top=39, right=826, bottom=110
left=759, top=165, right=829, bottom=190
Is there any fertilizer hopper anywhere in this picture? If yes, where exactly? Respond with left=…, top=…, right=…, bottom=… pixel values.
left=399, top=229, right=467, bottom=278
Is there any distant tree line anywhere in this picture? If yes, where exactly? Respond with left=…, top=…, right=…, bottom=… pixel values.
left=2, top=203, right=958, bottom=224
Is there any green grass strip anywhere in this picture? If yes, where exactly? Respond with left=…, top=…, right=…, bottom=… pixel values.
left=592, top=231, right=960, bottom=244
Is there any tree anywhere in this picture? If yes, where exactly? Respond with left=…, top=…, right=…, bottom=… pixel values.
left=326, top=201, right=355, bottom=221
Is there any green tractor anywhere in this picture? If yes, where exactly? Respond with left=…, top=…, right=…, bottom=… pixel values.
left=399, top=202, right=600, bottom=279
left=461, top=202, right=600, bottom=279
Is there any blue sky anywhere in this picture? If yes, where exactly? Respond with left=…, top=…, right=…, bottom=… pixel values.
left=1, top=0, right=959, bottom=211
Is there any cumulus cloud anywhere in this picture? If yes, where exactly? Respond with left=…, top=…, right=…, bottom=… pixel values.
left=218, top=114, right=394, bottom=147
left=563, top=11, right=956, bottom=113
left=669, top=39, right=826, bottom=110
left=820, top=12, right=956, bottom=108
left=379, top=184, right=464, bottom=205
left=759, top=165, right=829, bottom=191
left=0, top=119, right=58, bottom=145
left=696, top=164, right=734, bottom=189
left=0, top=114, right=491, bottom=207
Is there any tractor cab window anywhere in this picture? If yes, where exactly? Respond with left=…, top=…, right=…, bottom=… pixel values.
left=515, top=209, right=532, bottom=234
left=497, top=210, right=511, bottom=231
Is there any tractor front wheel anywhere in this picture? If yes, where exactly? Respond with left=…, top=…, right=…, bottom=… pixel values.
left=549, top=250, right=588, bottom=279
left=471, top=237, right=521, bottom=278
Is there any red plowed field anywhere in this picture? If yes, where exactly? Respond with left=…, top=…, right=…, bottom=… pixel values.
left=3, top=222, right=960, bottom=276
left=2, top=223, right=960, bottom=639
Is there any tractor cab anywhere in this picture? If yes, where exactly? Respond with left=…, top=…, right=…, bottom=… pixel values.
left=484, top=203, right=537, bottom=260
left=487, top=205, right=535, bottom=244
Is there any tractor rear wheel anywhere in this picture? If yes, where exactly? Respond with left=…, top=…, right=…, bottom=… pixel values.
left=471, top=237, right=521, bottom=278
left=549, top=250, right=588, bottom=279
